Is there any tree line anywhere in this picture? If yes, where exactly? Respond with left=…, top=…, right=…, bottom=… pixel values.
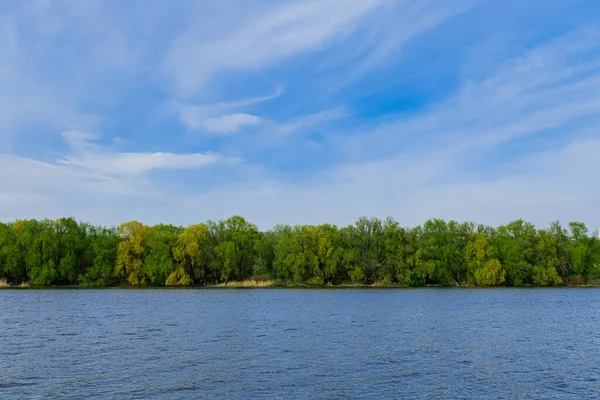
left=0, top=216, right=599, bottom=287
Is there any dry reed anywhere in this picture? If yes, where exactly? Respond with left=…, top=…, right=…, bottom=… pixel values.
left=216, top=279, right=276, bottom=287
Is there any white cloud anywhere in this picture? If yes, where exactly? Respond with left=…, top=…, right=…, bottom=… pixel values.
left=202, top=114, right=262, bottom=134
left=181, top=111, right=261, bottom=134
left=0, top=22, right=91, bottom=141
left=59, top=152, right=223, bottom=176
left=278, top=107, right=348, bottom=135
left=62, top=130, right=99, bottom=151
left=207, top=107, right=351, bottom=157
left=1, top=127, right=597, bottom=231
left=165, top=0, right=388, bottom=97
left=153, top=28, right=600, bottom=230
left=0, top=1, right=141, bottom=143
left=1, top=1, right=598, bottom=233
left=0, top=128, right=236, bottom=221
left=58, top=130, right=226, bottom=176
left=339, top=28, right=600, bottom=161
left=159, top=136, right=600, bottom=230
left=176, top=86, right=281, bottom=133
left=335, top=0, right=480, bottom=87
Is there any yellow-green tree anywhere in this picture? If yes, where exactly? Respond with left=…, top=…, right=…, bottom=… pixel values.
left=465, top=233, right=505, bottom=286
left=165, top=267, right=192, bottom=286
left=115, top=221, right=149, bottom=286
left=172, top=223, right=209, bottom=285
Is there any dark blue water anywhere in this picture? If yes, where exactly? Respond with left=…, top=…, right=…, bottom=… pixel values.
left=1, top=289, right=599, bottom=399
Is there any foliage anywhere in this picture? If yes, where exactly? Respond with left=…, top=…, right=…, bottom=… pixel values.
left=144, top=224, right=182, bottom=286
left=173, top=223, right=210, bottom=284
left=465, top=233, right=505, bottom=286
left=115, top=221, right=149, bottom=286
left=208, top=216, right=258, bottom=283
left=1, top=216, right=599, bottom=287
left=474, top=260, right=506, bottom=286
left=165, top=267, right=192, bottom=286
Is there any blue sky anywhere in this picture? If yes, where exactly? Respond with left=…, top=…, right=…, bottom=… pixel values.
left=1, top=0, right=600, bottom=230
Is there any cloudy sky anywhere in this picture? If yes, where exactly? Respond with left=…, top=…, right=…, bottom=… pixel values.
left=1, top=0, right=599, bottom=230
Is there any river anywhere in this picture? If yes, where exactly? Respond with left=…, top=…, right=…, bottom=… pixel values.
left=1, top=288, right=599, bottom=399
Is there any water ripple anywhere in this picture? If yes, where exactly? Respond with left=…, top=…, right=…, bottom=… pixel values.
left=1, top=288, right=600, bottom=399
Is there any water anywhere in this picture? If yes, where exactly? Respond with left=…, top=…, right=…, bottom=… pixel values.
left=1, top=288, right=599, bottom=399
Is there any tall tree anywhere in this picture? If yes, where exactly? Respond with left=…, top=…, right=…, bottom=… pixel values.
left=345, top=217, right=386, bottom=284
left=173, top=223, right=210, bottom=285
left=144, top=224, right=182, bottom=286
left=0, top=222, right=23, bottom=284
left=465, top=233, right=505, bottom=286
left=493, top=220, right=537, bottom=286
left=208, top=216, right=258, bottom=283
left=254, top=230, right=277, bottom=280
left=272, top=225, right=306, bottom=283
left=115, top=221, right=149, bottom=286
left=81, top=226, right=119, bottom=287
left=300, top=224, right=344, bottom=285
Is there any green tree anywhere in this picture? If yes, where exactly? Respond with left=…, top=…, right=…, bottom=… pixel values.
left=568, top=222, right=600, bottom=283
left=144, top=224, right=182, bottom=286
left=1, top=215, right=598, bottom=288
left=272, top=225, right=307, bottom=283
left=54, top=218, right=88, bottom=284
left=0, top=222, right=23, bottom=284
left=419, top=219, right=470, bottom=285
left=208, top=216, right=258, bottom=283
left=344, top=217, right=386, bottom=283
left=493, top=220, right=537, bottom=285
left=533, top=229, right=563, bottom=286
left=254, top=230, right=276, bottom=280
left=301, top=224, right=344, bottom=285
left=13, top=219, right=57, bottom=286
left=80, top=226, right=119, bottom=287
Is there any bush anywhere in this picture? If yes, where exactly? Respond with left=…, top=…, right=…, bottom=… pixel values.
left=165, top=267, right=192, bottom=287
left=532, top=266, right=563, bottom=286
left=474, top=259, right=506, bottom=286
left=349, top=267, right=365, bottom=284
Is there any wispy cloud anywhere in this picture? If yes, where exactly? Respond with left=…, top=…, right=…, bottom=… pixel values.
left=1, top=0, right=598, bottom=231
left=333, top=0, right=481, bottom=87
left=0, top=127, right=237, bottom=221
left=0, top=0, right=140, bottom=144
left=278, top=107, right=349, bottom=135
left=157, top=135, right=600, bottom=230
left=340, top=28, right=600, bottom=162
left=59, top=131, right=228, bottom=176
left=165, top=0, right=388, bottom=98
left=190, top=113, right=262, bottom=134
left=173, top=27, right=600, bottom=229
left=176, top=86, right=283, bottom=133
left=60, top=151, right=224, bottom=177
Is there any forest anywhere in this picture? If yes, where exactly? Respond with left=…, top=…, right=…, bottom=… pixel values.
left=0, top=216, right=599, bottom=288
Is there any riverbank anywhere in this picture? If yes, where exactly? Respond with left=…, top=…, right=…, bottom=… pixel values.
left=2, top=279, right=600, bottom=289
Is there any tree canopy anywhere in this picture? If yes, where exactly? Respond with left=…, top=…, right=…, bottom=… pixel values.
left=0, top=216, right=599, bottom=287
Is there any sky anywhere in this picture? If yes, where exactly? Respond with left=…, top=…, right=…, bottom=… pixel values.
left=1, top=0, right=599, bottom=230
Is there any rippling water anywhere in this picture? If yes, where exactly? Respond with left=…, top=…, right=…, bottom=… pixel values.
left=1, top=288, right=599, bottom=399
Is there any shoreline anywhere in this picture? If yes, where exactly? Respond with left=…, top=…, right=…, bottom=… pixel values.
left=2, top=283, right=600, bottom=290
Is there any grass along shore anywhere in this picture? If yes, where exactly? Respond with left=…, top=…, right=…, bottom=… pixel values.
left=2, top=278, right=600, bottom=289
